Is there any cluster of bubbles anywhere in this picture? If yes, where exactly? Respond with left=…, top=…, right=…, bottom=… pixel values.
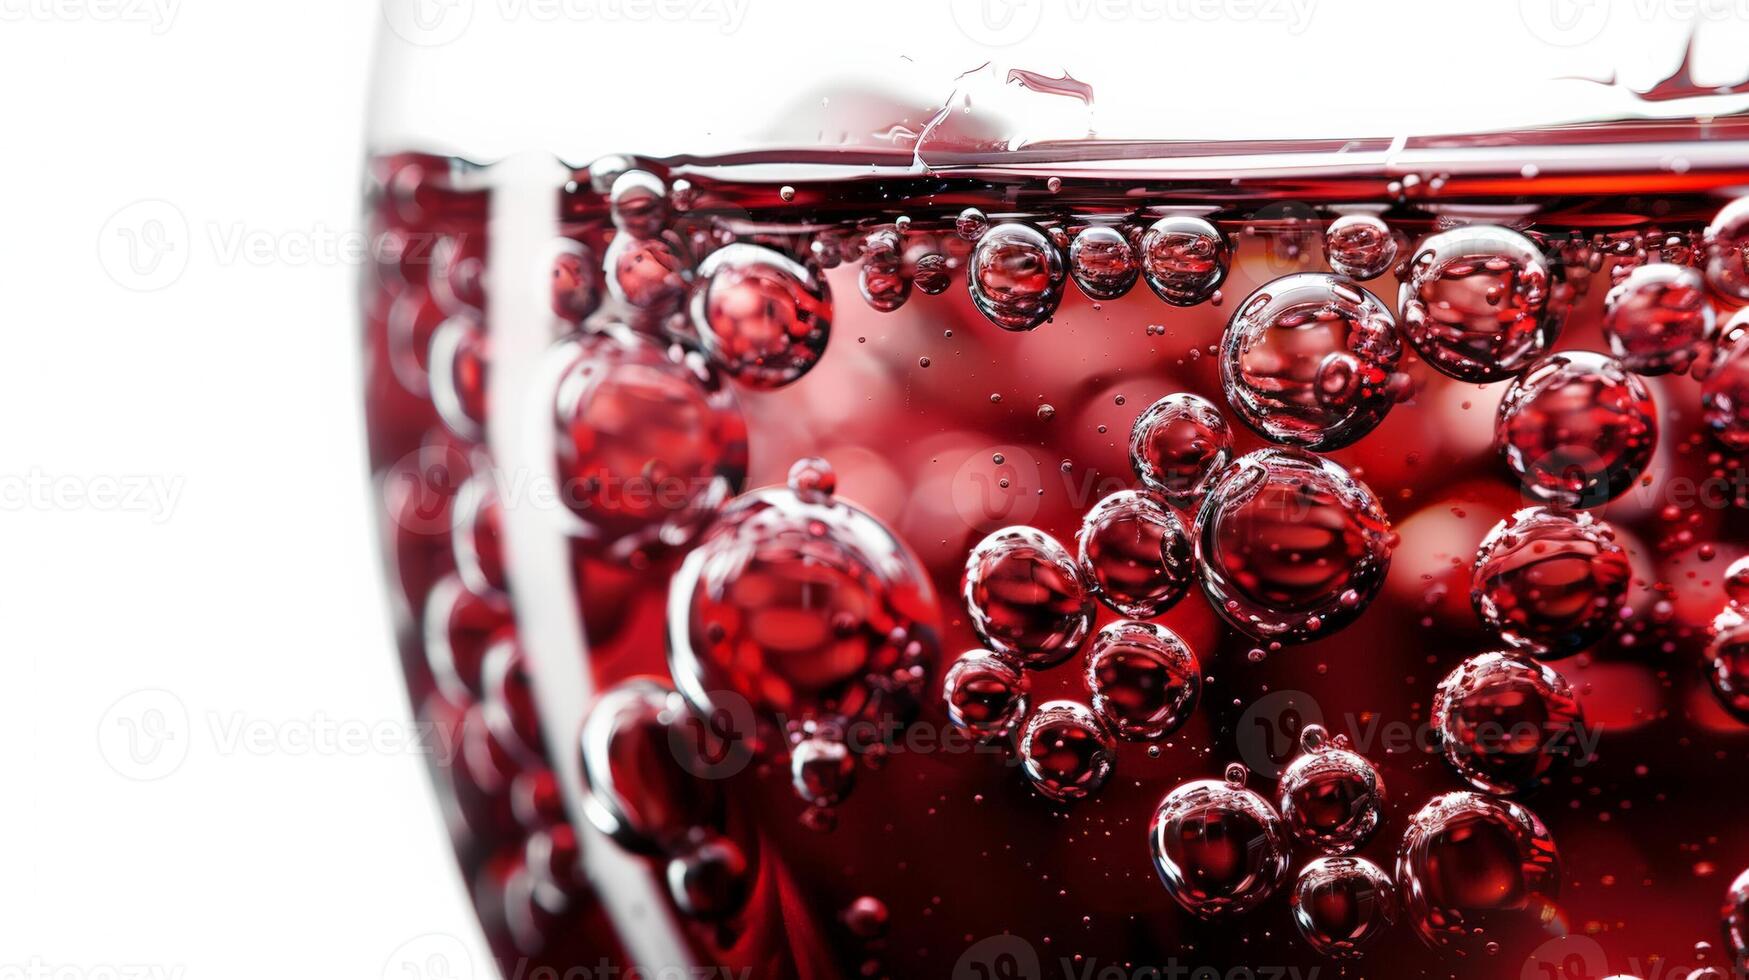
left=490, top=162, right=1749, bottom=954
left=1146, top=731, right=1393, bottom=955
left=952, top=407, right=1227, bottom=800
left=828, top=207, right=1237, bottom=331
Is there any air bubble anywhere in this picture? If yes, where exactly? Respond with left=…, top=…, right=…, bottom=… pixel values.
left=1194, top=449, right=1392, bottom=643
left=552, top=328, right=747, bottom=558
left=1020, top=701, right=1115, bottom=802
left=668, top=483, right=941, bottom=749
left=605, top=231, right=693, bottom=312
left=1704, top=197, right=1749, bottom=301
left=579, top=679, right=721, bottom=854
left=1708, top=608, right=1749, bottom=722
left=943, top=650, right=1030, bottom=741
left=1280, top=727, right=1385, bottom=853
left=1129, top=393, right=1233, bottom=508
left=609, top=170, right=669, bottom=240
left=1603, top=263, right=1716, bottom=376
left=1471, top=507, right=1630, bottom=658
left=956, top=208, right=989, bottom=242
left=963, top=526, right=1095, bottom=668
left=1495, top=351, right=1656, bottom=509
left=1433, top=652, right=1584, bottom=794
left=1395, top=792, right=1561, bottom=952
left=790, top=732, right=856, bottom=807
left=1220, top=273, right=1402, bottom=451
left=1399, top=226, right=1561, bottom=382
left=1140, top=216, right=1230, bottom=306
left=1149, top=773, right=1291, bottom=918
left=967, top=223, right=1068, bottom=331
left=691, top=243, right=832, bottom=389
left=1068, top=226, right=1141, bottom=300
left=1084, top=621, right=1201, bottom=740
left=1290, top=857, right=1396, bottom=958
left=786, top=456, right=837, bottom=502
left=1075, top=490, right=1193, bottom=618
left=1323, top=215, right=1398, bottom=281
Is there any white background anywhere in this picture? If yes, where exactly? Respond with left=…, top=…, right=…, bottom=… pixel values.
left=0, top=4, right=489, bottom=979
left=0, top=1, right=1746, bottom=978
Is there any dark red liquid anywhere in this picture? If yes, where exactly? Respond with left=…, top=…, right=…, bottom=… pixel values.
left=363, top=132, right=1749, bottom=980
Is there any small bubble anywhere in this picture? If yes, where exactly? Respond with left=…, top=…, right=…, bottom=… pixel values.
left=956, top=208, right=989, bottom=242
left=779, top=185, right=796, bottom=202
left=1038, top=404, right=1057, bottom=421
left=918, top=357, right=932, bottom=368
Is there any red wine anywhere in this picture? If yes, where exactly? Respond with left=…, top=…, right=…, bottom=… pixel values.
left=362, top=116, right=1749, bottom=978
